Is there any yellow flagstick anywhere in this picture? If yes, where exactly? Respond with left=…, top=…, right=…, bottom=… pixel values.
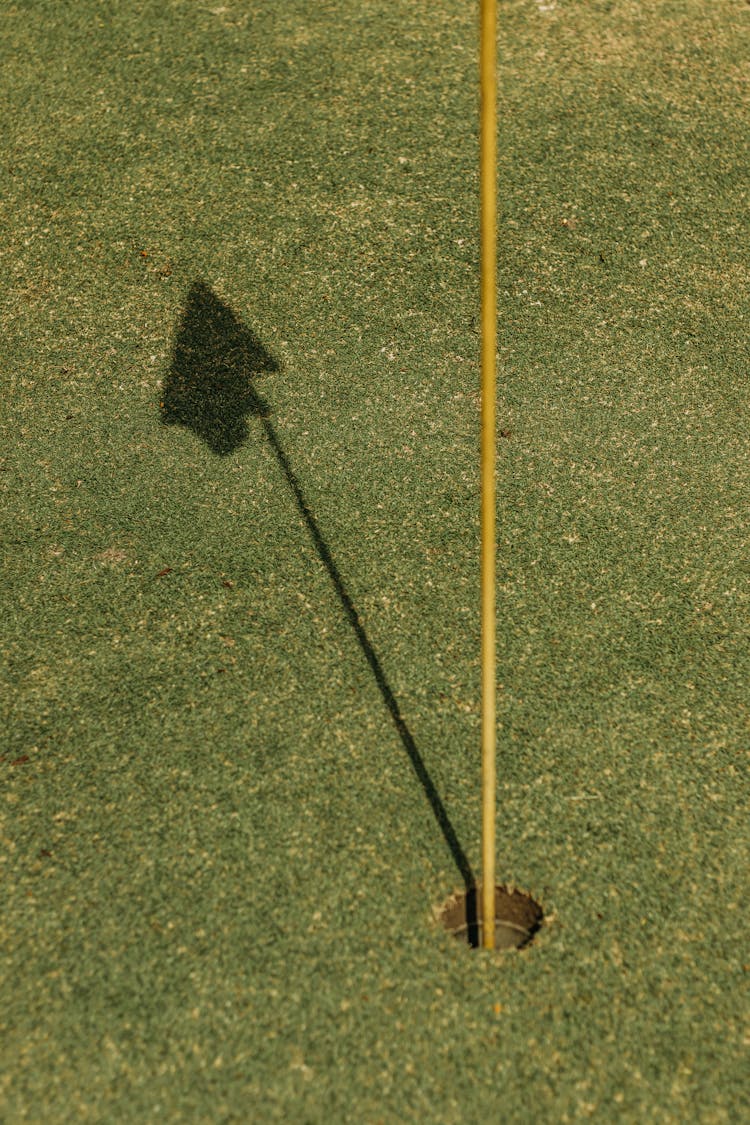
left=479, top=0, right=497, bottom=950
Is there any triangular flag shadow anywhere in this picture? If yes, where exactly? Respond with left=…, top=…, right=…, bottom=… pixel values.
left=160, top=281, right=279, bottom=455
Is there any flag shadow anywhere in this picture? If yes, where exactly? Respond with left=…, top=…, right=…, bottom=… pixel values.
left=161, top=280, right=277, bottom=455
left=161, top=281, right=476, bottom=897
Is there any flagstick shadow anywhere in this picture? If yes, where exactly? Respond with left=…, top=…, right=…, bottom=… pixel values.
left=260, top=414, right=476, bottom=894
left=161, top=281, right=476, bottom=904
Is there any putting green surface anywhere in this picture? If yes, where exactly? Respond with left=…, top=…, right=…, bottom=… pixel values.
left=2, top=1, right=749, bottom=1120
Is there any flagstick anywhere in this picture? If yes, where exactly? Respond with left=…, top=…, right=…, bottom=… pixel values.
left=479, top=0, right=497, bottom=950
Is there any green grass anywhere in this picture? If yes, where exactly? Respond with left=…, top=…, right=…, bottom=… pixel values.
left=2, top=0, right=749, bottom=1120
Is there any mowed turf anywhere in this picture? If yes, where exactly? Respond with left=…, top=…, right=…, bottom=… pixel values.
left=1, top=0, right=749, bottom=1120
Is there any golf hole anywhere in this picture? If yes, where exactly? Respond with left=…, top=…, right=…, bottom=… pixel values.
left=438, top=885, right=543, bottom=951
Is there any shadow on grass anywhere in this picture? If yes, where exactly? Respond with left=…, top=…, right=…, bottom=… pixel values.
left=161, top=281, right=476, bottom=901
left=161, top=280, right=277, bottom=455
